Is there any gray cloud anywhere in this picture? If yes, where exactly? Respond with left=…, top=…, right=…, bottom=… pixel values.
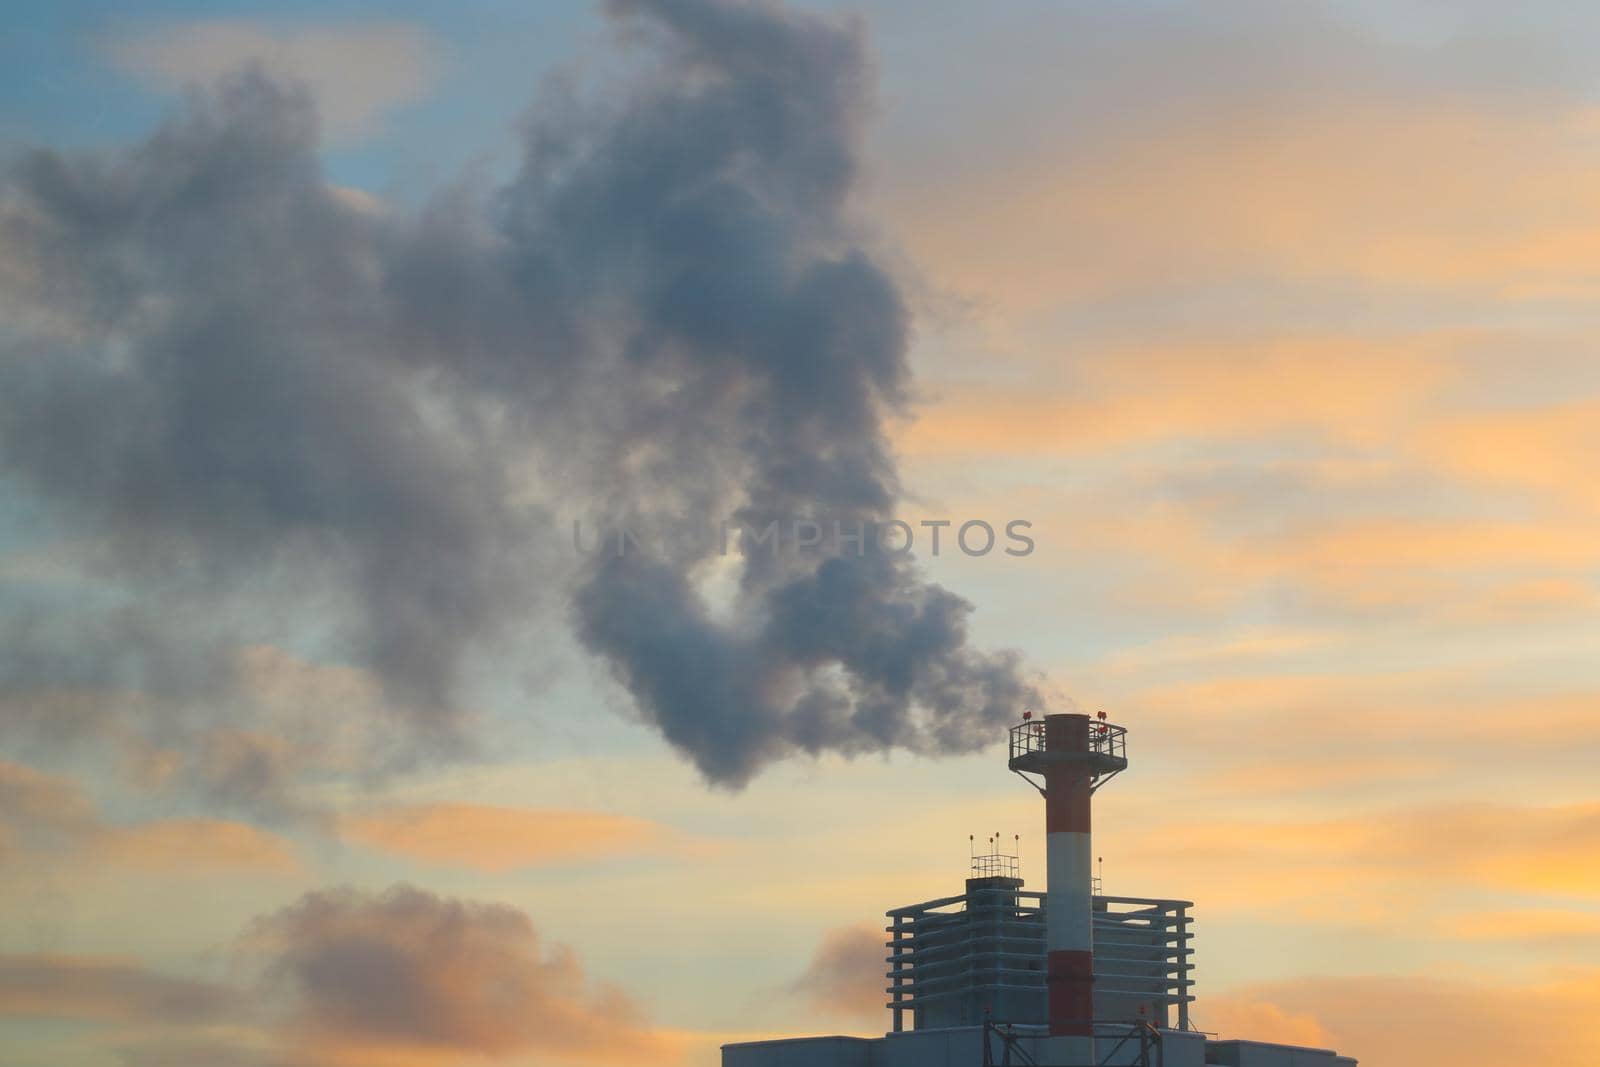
left=0, top=953, right=238, bottom=1025
left=0, top=760, right=96, bottom=855
left=115, top=1039, right=312, bottom=1067
left=0, top=0, right=1038, bottom=792
left=0, top=885, right=661, bottom=1066
left=246, top=884, right=661, bottom=1059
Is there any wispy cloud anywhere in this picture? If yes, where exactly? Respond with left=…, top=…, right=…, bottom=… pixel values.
left=1434, top=908, right=1600, bottom=943
left=0, top=953, right=237, bottom=1024
left=106, top=20, right=441, bottom=141
left=340, top=803, right=695, bottom=872
left=0, top=760, right=298, bottom=875
left=1111, top=800, right=1600, bottom=911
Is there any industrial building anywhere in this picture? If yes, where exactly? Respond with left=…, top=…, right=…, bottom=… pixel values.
left=723, top=713, right=1360, bottom=1067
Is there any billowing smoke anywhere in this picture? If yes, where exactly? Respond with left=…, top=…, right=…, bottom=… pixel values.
left=0, top=0, right=1039, bottom=790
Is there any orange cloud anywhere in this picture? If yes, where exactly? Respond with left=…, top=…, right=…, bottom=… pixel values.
left=1204, top=971, right=1600, bottom=1067
left=0, top=760, right=96, bottom=852
left=0, top=954, right=236, bottom=1023
left=1179, top=754, right=1448, bottom=799
left=887, top=96, right=1600, bottom=313
left=893, top=333, right=1600, bottom=629
left=96, top=817, right=300, bottom=874
left=1474, top=577, right=1600, bottom=620
left=1197, top=996, right=1332, bottom=1050
left=1435, top=909, right=1600, bottom=942
left=1027, top=484, right=1600, bottom=618
left=248, top=884, right=671, bottom=1064
left=0, top=759, right=299, bottom=875
left=3, top=885, right=676, bottom=1067
left=899, top=441, right=1600, bottom=624
left=1266, top=517, right=1600, bottom=574
left=341, top=803, right=685, bottom=872
left=1121, top=673, right=1600, bottom=778
left=1420, top=400, right=1600, bottom=513
left=1111, top=801, right=1600, bottom=913
left=788, top=923, right=885, bottom=1023
left=895, top=337, right=1450, bottom=460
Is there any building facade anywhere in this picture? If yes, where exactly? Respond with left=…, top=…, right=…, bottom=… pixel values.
left=886, top=874, right=1194, bottom=1033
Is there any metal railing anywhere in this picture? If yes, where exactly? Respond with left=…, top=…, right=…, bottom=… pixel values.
left=1008, top=720, right=1127, bottom=798
left=972, top=851, right=1021, bottom=880
left=1090, top=722, right=1126, bottom=763
left=980, top=1016, right=1165, bottom=1067
left=1007, top=721, right=1127, bottom=764
left=1009, top=720, right=1047, bottom=761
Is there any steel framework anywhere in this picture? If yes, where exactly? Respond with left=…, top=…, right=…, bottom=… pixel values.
left=980, top=1016, right=1165, bottom=1067
left=886, top=890, right=1194, bottom=1033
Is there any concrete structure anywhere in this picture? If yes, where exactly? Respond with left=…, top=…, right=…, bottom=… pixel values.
left=886, top=880, right=1193, bottom=1032
left=725, top=1022, right=1316, bottom=1067
left=722, top=712, right=1361, bottom=1067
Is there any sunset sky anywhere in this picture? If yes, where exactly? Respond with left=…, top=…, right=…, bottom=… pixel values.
left=3, top=3, right=1599, bottom=1067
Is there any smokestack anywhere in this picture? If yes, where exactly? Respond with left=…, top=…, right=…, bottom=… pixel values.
left=1009, top=712, right=1128, bottom=1065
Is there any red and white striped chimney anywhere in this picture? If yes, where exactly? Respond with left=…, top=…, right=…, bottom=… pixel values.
left=1009, top=710, right=1126, bottom=1066
left=1043, top=714, right=1094, bottom=1066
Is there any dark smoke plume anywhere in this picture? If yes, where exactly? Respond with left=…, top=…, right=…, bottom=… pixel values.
left=0, top=0, right=1039, bottom=789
